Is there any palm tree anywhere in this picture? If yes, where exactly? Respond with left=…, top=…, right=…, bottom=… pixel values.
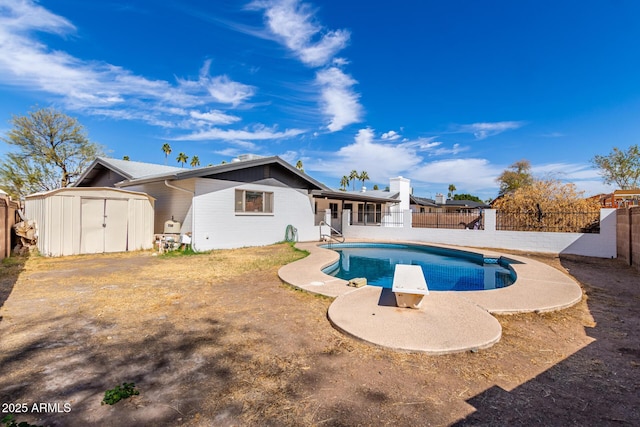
left=349, top=170, right=359, bottom=191
left=190, top=155, right=200, bottom=168
left=176, top=152, right=188, bottom=168
left=359, top=171, right=370, bottom=190
left=339, top=175, right=349, bottom=191
left=295, top=160, right=304, bottom=172
left=162, top=143, right=172, bottom=165
left=448, top=184, right=457, bottom=199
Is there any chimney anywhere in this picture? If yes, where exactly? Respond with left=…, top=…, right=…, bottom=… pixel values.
left=389, top=176, right=410, bottom=211
left=435, top=193, right=445, bottom=204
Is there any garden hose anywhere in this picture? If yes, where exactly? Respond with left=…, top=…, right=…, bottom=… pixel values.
left=285, top=224, right=298, bottom=242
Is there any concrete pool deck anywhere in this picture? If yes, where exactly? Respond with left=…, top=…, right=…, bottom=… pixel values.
left=278, top=240, right=583, bottom=354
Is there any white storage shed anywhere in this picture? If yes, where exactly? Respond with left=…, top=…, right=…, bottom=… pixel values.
left=24, top=187, right=155, bottom=256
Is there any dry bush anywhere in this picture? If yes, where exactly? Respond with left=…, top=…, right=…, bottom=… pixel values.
left=493, top=179, right=601, bottom=232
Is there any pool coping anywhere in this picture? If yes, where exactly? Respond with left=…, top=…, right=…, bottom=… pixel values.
left=278, top=239, right=583, bottom=354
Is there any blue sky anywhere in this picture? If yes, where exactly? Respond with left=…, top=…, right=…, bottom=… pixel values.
left=1, top=0, right=639, bottom=200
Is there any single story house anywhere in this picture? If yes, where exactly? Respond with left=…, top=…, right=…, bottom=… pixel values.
left=590, top=189, right=640, bottom=208
left=410, top=193, right=489, bottom=213
left=74, top=156, right=401, bottom=251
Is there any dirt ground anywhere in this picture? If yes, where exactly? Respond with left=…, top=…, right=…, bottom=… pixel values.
left=0, top=244, right=638, bottom=426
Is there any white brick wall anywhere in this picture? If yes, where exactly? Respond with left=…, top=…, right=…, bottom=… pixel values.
left=342, top=208, right=617, bottom=258
left=192, top=179, right=318, bottom=250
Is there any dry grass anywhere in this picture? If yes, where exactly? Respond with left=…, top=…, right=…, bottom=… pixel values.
left=0, top=243, right=638, bottom=426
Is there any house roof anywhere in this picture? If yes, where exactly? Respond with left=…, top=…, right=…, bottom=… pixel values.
left=410, top=194, right=489, bottom=209
left=313, top=189, right=400, bottom=204
left=444, top=199, right=490, bottom=209
left=410, top=195, right=438, bottom=207
left=74, top=157, right=183, bottom=186
left=75, top=156, right=329, bottom=191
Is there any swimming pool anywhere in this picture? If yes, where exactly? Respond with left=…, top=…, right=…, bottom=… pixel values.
left=322, top=243, right=516, bottom=291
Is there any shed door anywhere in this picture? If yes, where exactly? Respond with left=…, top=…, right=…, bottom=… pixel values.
left=104, top=199, right=128, bottom=252
left=80, top=198, right=128, bottom=253
left=81, top=199, right=105, bottom=253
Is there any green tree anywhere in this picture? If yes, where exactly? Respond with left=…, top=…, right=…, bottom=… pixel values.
left=176, top=152, right=189, bottom=168
left=190, top=155, right=200, bottom=168
left=295, top=160, right=304, bottom=172
left=339, top=175, right=349, bottom=191
left=162, top=143, right=172, bottom=165
left=359, top=170, right=370, bottom=190
left=0, top=107, right=103, bottom=199
left=349, top=170, right=359, bottom=190
left=123, top=155, right=130, bottom=161
left=447, top=184, right=457, bottom=199
left=453, top=193, right=483, bottom=203
left=591, top=144, right=640, bottom=189
left=496, top=160, right=534, bottom=195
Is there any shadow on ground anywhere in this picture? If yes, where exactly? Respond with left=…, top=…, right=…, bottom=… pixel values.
left=454, top=255, right=640, bottom=426
left=0, top=312, right=239, bottom=426
left=0, top=255, right=27, bottom=322
left=2, top=248, right=639, bottom=426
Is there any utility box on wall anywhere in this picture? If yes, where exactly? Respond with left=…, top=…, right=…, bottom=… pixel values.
left=24, top=187, right=155, bottom=256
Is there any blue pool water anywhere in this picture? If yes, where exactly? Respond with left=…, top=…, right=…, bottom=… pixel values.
left=322, top=243, right=516, bottom=291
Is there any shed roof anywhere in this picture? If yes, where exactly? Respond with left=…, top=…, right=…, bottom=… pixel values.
left=25, top=187, right=155, bottom=202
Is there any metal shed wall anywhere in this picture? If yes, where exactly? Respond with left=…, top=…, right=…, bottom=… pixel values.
left=24, top=188, right=154, bottom=256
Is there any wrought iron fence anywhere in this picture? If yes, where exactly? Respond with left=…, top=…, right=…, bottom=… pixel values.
left=349, top=209, right=404, bottom=226
left=412, top=211, right=484, bottom=229
left=495, top=210, right=600, bottom=233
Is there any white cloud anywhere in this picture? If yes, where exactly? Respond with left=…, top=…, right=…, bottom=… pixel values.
left=252, top=0, right=350, bottom=67
left=205, top=75, right=255, bottom=106
left=531, top=162, right=606, bottom=185
left=0, top=0, right=75, bottom=34
left=316, top=67, right=362, bottom=131
left=430, top=143, right=468, bottom=156
left=0, top=1, right=256, bottom=129
left=278, top=150, right=300, bottom=164
left=250, top=0, right=363, bottom=132
left=381, top=130, right=401, bottom=141
left=174, top=125, right=305, bottom=141
left=410, top=159, right=499, bottom=190
left=310, top=128, right=458, bottom=183
left=456, top=121, right=526, bottom=139
left=304, top=128, right=504, bottom=196
left=189, top=110, right=241, bottom=125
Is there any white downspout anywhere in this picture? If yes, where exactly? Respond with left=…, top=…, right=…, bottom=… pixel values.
left=164, top=180, right=199, bottom=251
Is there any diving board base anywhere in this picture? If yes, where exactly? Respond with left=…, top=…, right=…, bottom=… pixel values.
left=391, top=265, right=429, bottom=309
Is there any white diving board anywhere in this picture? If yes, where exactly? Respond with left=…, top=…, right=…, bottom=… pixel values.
left=391, top=264, right=429, bottom=309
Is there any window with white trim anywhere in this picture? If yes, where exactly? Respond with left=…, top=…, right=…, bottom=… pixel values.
left=235, top=190, right=274, bottom=214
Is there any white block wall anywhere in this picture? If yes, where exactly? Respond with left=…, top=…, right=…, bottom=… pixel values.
left=191, top=179, right=318, bottom=250
left=125, top=180, right=194, bottom=234
left=343, top=209, right=617, bottom=258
